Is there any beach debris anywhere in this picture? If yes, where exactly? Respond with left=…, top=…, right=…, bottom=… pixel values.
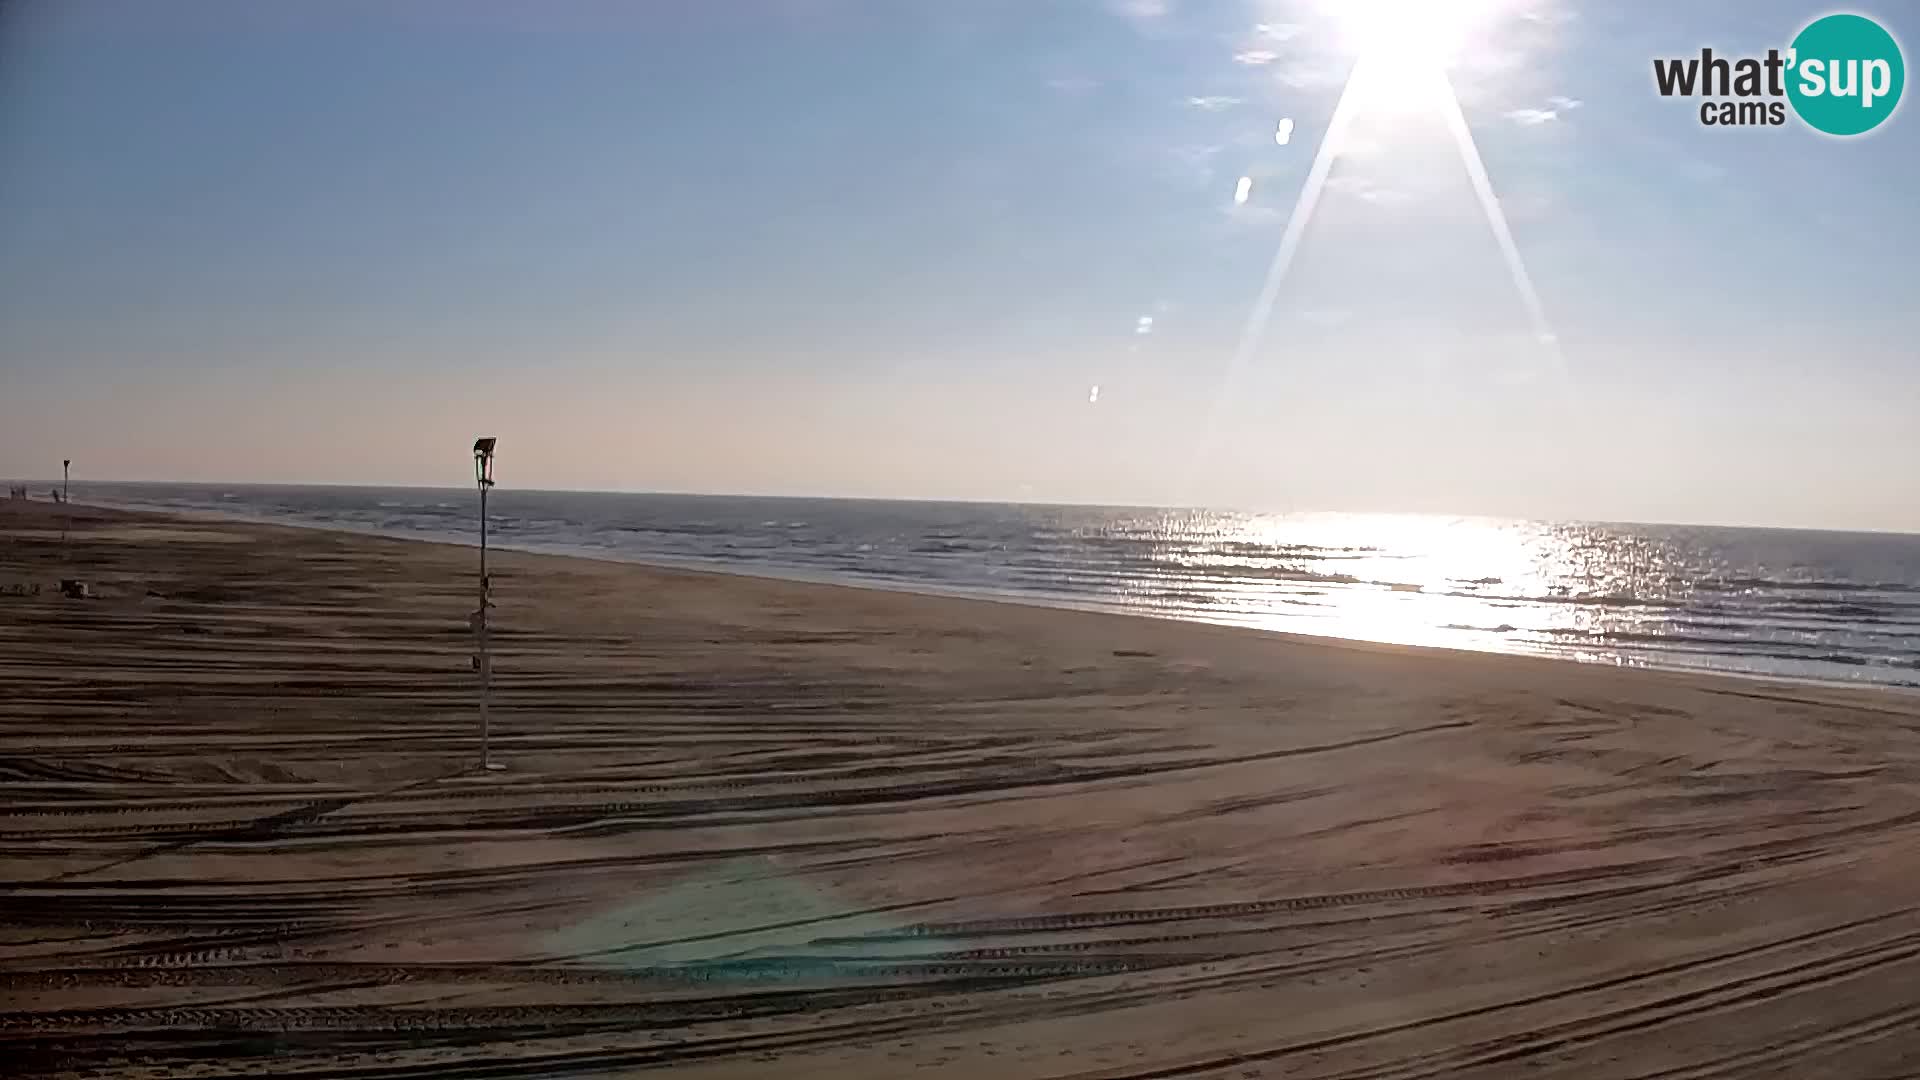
left=59, top=579, right=89, bottom=599
left=0, top=583, right=43, bottom=597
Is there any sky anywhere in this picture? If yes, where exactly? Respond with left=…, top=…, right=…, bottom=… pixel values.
left=1, top=0, right=1915, bottom=530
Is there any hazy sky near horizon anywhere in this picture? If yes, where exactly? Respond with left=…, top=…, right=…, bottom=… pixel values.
left=2, top=0, right=1916, bottom=529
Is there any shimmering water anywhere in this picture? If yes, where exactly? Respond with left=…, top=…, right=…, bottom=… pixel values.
left=76, top=483, right=1920, bottom=689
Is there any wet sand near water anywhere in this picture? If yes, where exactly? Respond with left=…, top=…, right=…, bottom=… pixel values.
left=5, top=498, right=1920, bottom=1078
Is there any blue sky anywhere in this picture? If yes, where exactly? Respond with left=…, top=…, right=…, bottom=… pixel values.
left=1, top=0, right=1915, bottom=529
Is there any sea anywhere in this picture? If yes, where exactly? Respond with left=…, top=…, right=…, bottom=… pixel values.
left=72, top=482, right=1920, bottom=691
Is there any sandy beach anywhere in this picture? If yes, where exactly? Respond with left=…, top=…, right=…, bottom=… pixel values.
left=5, top=498, right=1920, bottom=1079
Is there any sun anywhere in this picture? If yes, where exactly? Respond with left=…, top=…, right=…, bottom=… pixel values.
left=1323, top=0, right=1508, bottom=104
left=1330, top=0, right=1504, bottom=61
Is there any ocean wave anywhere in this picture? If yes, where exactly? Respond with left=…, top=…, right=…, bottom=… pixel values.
left=1150, top=590, right=1220, bottom=605
left=1566, top=629, right=1919, bottom=664
left=1075, top=536, right=1383, bottom=559
left=1697, top=577, right=1920, bottom=595
left=911, top=539, right=990, bottom=554
left=1748, top=601, right=1913, bottom=622
left=1440, top=590, right=1684, bottom=610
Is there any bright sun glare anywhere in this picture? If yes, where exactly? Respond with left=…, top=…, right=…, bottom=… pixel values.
left=1326, top=0, right=1505, bottom=103
left=1331, top=0, right=1501, bottom=60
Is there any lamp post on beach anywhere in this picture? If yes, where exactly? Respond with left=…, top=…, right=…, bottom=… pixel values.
left=60, top=459, right=71, bottom=548
left=473, top=437, right=504, bottom=772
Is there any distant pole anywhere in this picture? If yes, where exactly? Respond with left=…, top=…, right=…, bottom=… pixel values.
left=480, top=478, right=490, bottom=768
left=472, top=438, right=502, bottom=772
left=60, top=459, right=71, bottom=548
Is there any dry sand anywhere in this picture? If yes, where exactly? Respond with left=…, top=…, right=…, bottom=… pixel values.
left=5, top=498, right=1920, bottom=1078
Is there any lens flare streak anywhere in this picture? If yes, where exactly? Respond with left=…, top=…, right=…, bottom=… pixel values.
left=1185, top=59, right=1370, bottom=488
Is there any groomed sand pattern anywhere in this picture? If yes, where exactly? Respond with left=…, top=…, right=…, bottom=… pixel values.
left=5, top=500, right=1920, bottom=1078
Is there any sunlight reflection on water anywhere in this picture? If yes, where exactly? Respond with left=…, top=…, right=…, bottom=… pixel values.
left=79, top=485, right=1920, bottom=689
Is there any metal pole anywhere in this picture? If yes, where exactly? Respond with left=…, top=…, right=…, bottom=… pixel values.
left=478, top=479, right=492, bottom=770
left=60, top=460, right=71, bottom=548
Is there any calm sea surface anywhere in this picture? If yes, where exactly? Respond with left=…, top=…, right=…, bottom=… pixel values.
left=74, top=483, right=1920, bottom=689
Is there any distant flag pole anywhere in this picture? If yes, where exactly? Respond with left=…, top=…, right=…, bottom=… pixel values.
left=472, top=438, right=503, bottom=772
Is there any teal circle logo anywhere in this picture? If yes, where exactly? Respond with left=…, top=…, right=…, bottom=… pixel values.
left=1786, top=13, right=1904, bottom=136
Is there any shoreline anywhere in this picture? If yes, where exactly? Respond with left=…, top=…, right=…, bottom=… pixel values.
left=71, top=496, right=1920, bottom=702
